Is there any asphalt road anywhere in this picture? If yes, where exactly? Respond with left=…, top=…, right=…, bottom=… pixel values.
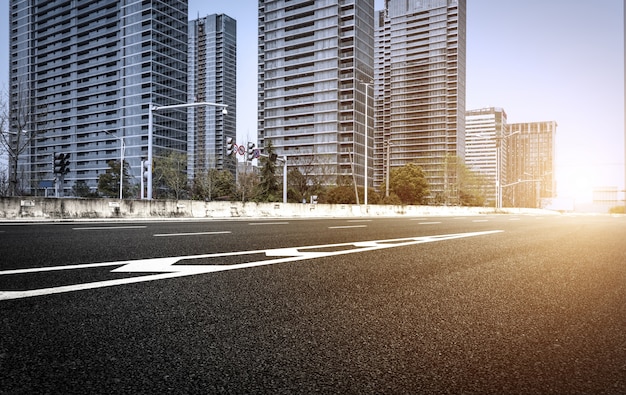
left=1, top=214, right=625, bottom=394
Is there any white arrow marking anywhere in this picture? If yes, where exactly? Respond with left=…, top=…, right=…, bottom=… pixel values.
left=0, top=230, right=502, bottom=301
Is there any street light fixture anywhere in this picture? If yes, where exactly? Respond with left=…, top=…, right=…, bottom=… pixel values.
left=147, top=101, right=228, bottom=200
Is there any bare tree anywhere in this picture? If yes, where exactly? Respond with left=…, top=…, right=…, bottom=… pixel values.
left=153, top=151, right=189, bottom=200
left=0, top=82, right=46, bottom=196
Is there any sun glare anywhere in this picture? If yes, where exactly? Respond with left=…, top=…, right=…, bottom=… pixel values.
left=558, top=174, right=593, bottom=203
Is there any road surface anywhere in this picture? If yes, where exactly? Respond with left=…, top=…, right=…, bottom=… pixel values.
left=1, top=214, right=625, bottom=393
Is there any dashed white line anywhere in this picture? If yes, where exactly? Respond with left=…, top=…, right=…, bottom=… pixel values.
left=472, top=219, right=489, bottom=222
left=416, top=222, right=442, bottom=225
left=328, top=225, right=368, bottom=229
left=73, top=226, right=147, bottom=230
left=153, top=231, right=231, bottom=237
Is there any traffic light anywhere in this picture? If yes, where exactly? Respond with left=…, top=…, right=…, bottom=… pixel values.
left=53, top=152, right=70, bottom=175
left=226, top=137, right=235, bottom=156
left=142, top=160, right=150, bottom=181
left=246, top=142, right=256, bottom=161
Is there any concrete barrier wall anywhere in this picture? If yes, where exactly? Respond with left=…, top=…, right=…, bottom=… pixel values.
left=0, top=197, right=555, bottom=221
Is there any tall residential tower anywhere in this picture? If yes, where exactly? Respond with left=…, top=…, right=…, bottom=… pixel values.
left=465, top=107, right=508, bottom=206
left=375, top=0, right=466, bottom=204
left=9, top=0, right=188, bottom=197
left=258, top=0, right=375, bottom=189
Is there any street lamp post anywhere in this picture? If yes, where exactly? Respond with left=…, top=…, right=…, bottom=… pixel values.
left=147, top=102, right=228, bottom=200
left=359, top=81, right=372, bottom=205
left=385, top=140, right=392, bottom=198
left=104, top=130, right=125, bottom=200
left=279, top=155, right=287, bottom=204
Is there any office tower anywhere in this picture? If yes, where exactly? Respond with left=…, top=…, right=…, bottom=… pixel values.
left=8, top=0, right=188, bottom=197
left=465, top=107, right=508, bottom=206
left=258, top=0, right=375, bottom=189
left=188, top=14, right=236, bottom=181
left=375, top=0, right=466, bottom=204
left=507, top=121, right=557, bottom=208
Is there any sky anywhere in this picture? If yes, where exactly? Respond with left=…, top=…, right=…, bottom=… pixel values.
left=1, top=0, right=623, bottom=202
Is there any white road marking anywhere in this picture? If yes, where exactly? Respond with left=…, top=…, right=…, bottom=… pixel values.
left=0, top=230, right=503, bottom=301
left=73, top=226, right=147, bottom=230
left=417, top=222, right=442, bottom=225
left=0, top=261, right=124, bottom=275
left=153, top=231, right=231, bottom=237
left=472, top=219, right=489, bottom=222
left=328, top=225, right=367, bottom=229
left=347, top=220, right=372, bottom=222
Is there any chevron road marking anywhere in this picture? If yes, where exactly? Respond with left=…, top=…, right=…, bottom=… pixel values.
left=0, top=230, right=502, bottom=301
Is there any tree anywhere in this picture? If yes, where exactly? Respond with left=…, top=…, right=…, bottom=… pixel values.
left=153, top=151, right=189, bottom=200
left=0, top=82, right=46, bottom=196
left=212, top=169, right=236, bottom=200
left=389, top=163, right=429, bottom=205
left=73, top=180, right=96, bottom=198
left=286, top=154, right=332, bottom=203
left=319, top=185, right=381, bottom=204
left=193, top=168, right=236, bottom=201
left=457, top=163, right=489, bottom=206
left=255, top=140, right=280, bottom=202
left=320, top=185, right=357, bottom=204
left=287, top=168, right=307, bottom=202
left=97, top=160, right=131, bottom=198
left=236, top=164, right=259, bottom=202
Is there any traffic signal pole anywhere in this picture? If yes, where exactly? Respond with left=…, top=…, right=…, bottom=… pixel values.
left=53, top=152, right=70, bottom=197
left=225, top=139, right=287, bottom=203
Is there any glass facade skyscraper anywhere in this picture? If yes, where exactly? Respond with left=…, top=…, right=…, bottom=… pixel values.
left=507, top=121, right=557, bottom=208
left=9, top=0, right=188, bottom=197
left=375, top=0, right=466, bottom=204
left=188, top=14, right=236, bottom=180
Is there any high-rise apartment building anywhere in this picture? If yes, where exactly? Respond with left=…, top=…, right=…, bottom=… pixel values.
left=465, top=107, right=508, bottom=206
left=188, top=14, right=236, bottom=180
left=506, top=121, right=557, bottom=208
left=465, top=111, right=557, bottom=208
left=375, top=0, right=466, bottom=204
left=258, top=0, right=375, bottom=188
left=9, top=0, right=188, bottom=197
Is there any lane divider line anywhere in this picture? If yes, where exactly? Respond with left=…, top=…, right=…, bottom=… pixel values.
left=153, top=231, right=232, bottom=237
